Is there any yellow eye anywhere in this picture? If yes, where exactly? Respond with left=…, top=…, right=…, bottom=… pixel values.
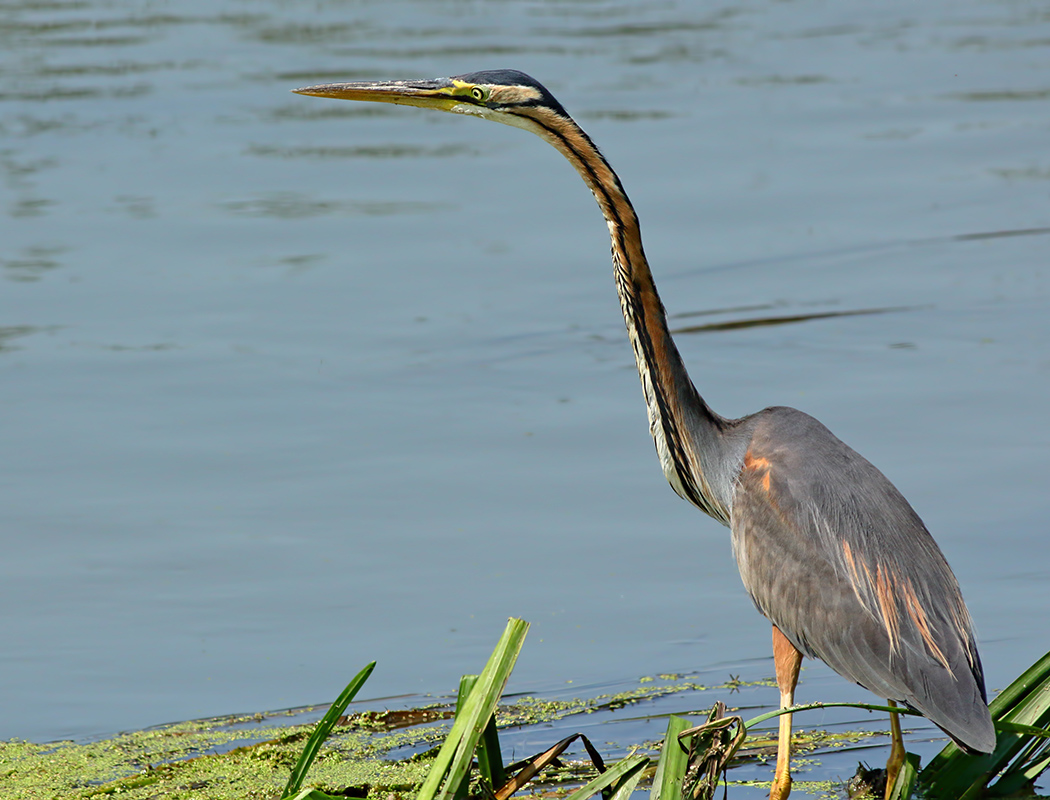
left=471, top=86, right=486, bottom=101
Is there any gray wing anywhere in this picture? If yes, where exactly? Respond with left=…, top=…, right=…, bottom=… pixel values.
left=729, top=407, right=995, bottom=753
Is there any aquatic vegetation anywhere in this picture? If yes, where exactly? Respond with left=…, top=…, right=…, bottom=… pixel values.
left=280, top=620, right=1049, bottom=800
left=3, top=619, right=1046, bottom=799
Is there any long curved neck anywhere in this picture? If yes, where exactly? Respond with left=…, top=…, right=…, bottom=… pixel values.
left=528, top=111, right=734, bottom=524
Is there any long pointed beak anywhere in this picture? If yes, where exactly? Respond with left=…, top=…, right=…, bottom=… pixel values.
left=293, top=78, right=460, bottom=111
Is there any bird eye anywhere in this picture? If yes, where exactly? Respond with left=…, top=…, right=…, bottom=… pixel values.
left=471, top=86, right=486, bottom=101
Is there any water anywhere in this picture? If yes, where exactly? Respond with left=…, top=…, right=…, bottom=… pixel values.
left=2, top=0, right=1048, bottom=785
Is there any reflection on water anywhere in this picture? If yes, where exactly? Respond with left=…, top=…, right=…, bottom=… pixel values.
left=247, top=142, right=487, bottom=159
left=1, top=244, right=66, bottom=281
left=991, top=167, right=1050, bottom=181
left=110, top=194, right=157, bottom=219
left=220, top=192, right=450, bottom=219
left=0, top=324, right=59, bottom=352
left=1, top=10, right=1048, bottom=799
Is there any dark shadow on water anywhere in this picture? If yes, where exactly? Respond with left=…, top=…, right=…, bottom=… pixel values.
left=671, top=306, right=916, bottom=335
left=953, top=226, right=1050, bottom=241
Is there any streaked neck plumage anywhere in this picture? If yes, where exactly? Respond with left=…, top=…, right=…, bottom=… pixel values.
left=510, top=104, right=737, bottom=523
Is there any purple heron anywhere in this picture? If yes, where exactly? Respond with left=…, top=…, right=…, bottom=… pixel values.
left=294, top=70, right=995, bottom=799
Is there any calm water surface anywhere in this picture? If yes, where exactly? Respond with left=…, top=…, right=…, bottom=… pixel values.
left=2, top=0, right=1049, bottom=790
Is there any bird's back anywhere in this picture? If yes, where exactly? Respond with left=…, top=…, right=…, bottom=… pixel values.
left=728, top=406, right=995, bottom=753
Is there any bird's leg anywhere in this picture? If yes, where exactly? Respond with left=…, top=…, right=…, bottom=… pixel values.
left=770, top=626, right=803, bottom=800
left=884, top=699, right=906, bottom=799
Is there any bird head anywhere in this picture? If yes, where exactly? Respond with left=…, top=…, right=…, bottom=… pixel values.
left=293, top=69, right=571, bottom=135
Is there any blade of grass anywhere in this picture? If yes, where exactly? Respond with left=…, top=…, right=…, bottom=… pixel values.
left=608, top=755, right=650, bottom=800
left=649, top=715, right=691, bottom=800
left=416, top=618, right=529, bottom=800
left=456, top=672, right=507, bottom=790
left=990, top=651, right=1050, bottom=717
left=920, top=650, right=1050, bottom=799
left=561, top=754, right=649, bottom=800
left=281, top=661, right=377, bottom=800
left=995, top=720, right=1050, bottom=739
left=967, top=678, right=1050, bottom=798
left=495, top=733, right=581, bottom=800
left=449, top=674, right=507, bottom=796
left=1019, top=751, right=1050, bottom=784
left=923, top=650, right=1050, bottom=782
left=477, top=700, right=507, bottom=789
left=991, top=750, right=1050, bottom=798
left=991, top=710, right=1050, bottom=795
left=742, top=701, right=922, bottom=729
left=452, top=676, right=478, bottom=800
left=886, top=752, right=920, bottom=800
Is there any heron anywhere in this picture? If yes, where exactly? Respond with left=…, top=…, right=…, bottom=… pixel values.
left=293, top=70, right=995, bottom=799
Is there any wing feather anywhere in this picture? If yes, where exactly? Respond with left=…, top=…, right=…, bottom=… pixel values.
left=730, top=407, right=994, bottom=753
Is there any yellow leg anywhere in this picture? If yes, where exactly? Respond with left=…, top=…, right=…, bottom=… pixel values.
left=770, top=626, right=802, bottom=800
left=884, top=699, right=906, bottom=800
